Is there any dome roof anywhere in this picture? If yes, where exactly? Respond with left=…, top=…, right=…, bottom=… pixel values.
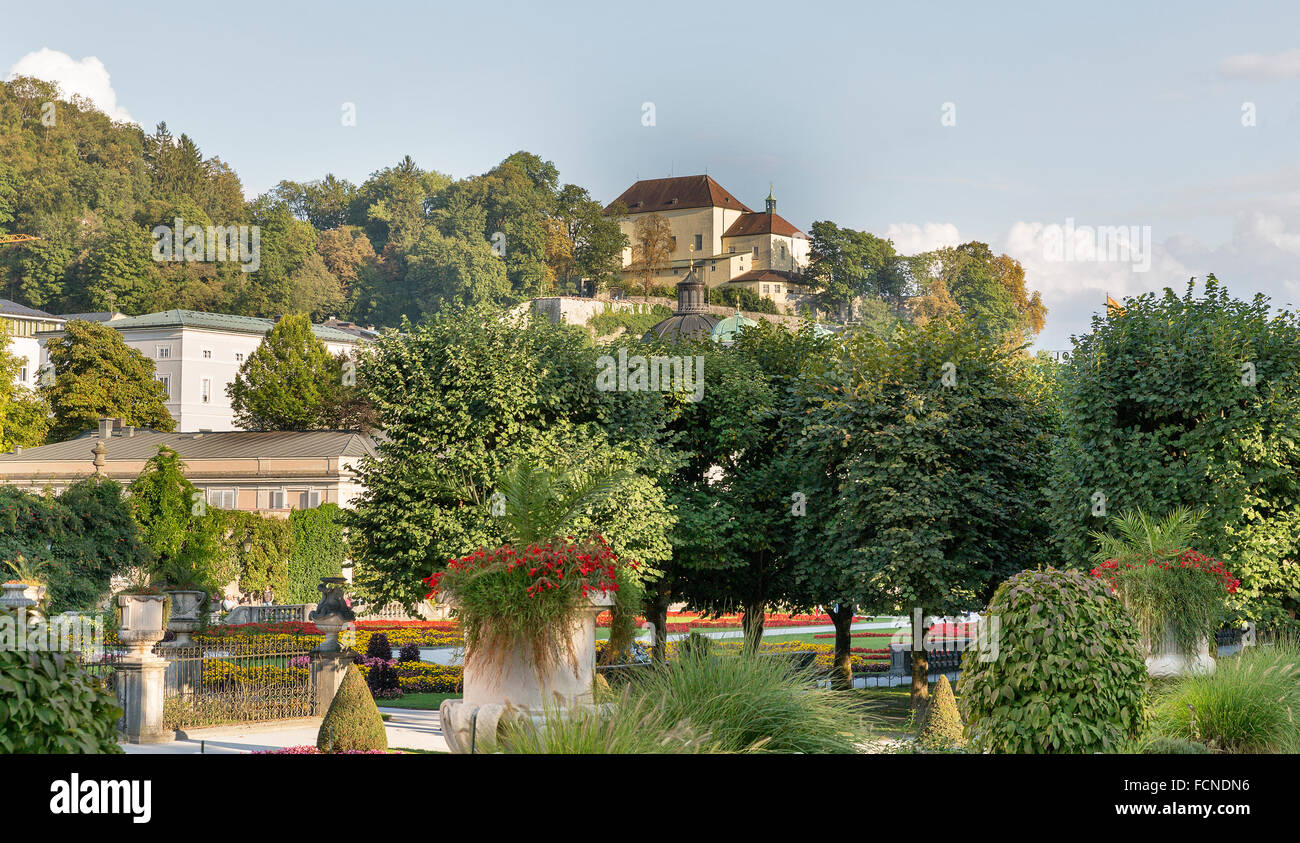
left=643, top=313, right=719, bottom=342
left=642, top=267, right=719, bottom=341
left=710, top=310, right=759, bottom=345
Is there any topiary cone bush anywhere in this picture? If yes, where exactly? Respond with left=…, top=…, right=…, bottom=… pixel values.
left=917, top=674, right=964, bottom=751
left=317, top=665, right=388, bottom=753
left=956, top=567, right=1147, bottom=753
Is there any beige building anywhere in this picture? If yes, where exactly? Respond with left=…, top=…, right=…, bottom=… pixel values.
left=0, top=421, right=375, bottom=517
left=606, top=175, right=810, bottom=310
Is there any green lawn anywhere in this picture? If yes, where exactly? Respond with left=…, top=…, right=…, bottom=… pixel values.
left=383, top=692, right=460, bottom=711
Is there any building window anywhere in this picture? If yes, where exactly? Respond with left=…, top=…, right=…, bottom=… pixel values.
left=203, top=349, right=212, bottom=359
left=18, top=366, right=27, bottom=383
left=775, top=285, right=782, bottom=294
left=693, top=234, right=703, bottom=251
left=711, top=265, right=715, bottom=272
left=729, top=246, right=736, bottom=254
left=207, top=489, right=236, bottom=510
left=670, top=236, right=677, bottom=249
left=156, top=375, right=171, bottom=398
left=269, top=490, right=286, bottom=510
left=235, top=353, right=244, bottom=364
left=762, top=284, right=769, bottom=295
left=752, top=246, right=759, bottom=256
left=298, top=490, right=322, bottom=510
left=781, top=244, right=787, bottom=259
left=201, top=378, right=211, bottom=403
left=156, top=346, right=171, bottom=359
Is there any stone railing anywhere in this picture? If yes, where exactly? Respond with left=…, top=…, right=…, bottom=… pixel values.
left=222, top=604, right=316, bottom=625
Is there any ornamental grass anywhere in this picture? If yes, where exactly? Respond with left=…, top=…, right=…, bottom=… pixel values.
left=1147, top=639, right=1300, bottom=753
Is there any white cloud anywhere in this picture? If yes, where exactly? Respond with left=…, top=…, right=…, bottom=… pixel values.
left=1218, top=49, right=1300, bottom=80
left=884, top=221, right=962, bottom=255
left=6, top=48, right=133, bottom=123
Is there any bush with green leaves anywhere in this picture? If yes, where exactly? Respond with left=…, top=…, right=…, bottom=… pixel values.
left=1047, top=278, right=1300, bottom=624
left=286, top=503, right=348, bottom=603
left=0, top=479, right=144, bottom=612
left=957, top=567, right=1147, bottom=754
left=317, top=665, right=387, bottom=753
left=1147, top=640, right=1300, bottom=753
left=129, top=446, right=223, bottom=592
left=0, top=644, right=123, bottom=753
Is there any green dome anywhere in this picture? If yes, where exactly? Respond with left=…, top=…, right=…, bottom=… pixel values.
left=710, top=310, right=759, bottom=345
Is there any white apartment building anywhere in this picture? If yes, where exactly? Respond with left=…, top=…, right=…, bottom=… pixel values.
left=36, top=310, right=365, bottom=432
left=1, top=299, right=64, bottom=391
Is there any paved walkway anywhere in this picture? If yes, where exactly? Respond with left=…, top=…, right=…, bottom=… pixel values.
left=119, top=706, right=448, bottom=754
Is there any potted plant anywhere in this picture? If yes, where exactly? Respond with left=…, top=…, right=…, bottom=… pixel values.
left=2, top=554, right=49, bottom=606
left=115, top=573, right=172, bottom=657
left=425, top=457, right=638, bottom=752
left=1089, top=508, right=1239, bottom=676
left=153, top=556, right=215, bottom=646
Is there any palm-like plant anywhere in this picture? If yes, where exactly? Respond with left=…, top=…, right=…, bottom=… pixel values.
left=1088, top=506, right=1203, bottom=566
left=492, top=457, right=631, bottom=547
left=4, top=554, right=48, bottom=586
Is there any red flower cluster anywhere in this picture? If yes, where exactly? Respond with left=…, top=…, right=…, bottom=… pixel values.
left=423, top=534, right=622, bottom=601
left=1089, top=549, right=1240, bottom=594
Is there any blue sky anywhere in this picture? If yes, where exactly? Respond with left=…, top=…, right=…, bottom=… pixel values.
left=6, top=0, right=1300, bottom=347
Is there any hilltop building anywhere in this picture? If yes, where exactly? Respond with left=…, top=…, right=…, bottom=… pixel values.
left=607, top=175, right=810, bottom=310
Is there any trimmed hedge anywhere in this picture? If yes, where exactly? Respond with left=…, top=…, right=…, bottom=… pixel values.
left=317, top=665, right=387, bottom=752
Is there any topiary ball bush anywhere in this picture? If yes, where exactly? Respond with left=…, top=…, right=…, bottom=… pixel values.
left=956, top=566, right=1147, bottom=753
left=917, top=674, right=965, bottom=751
left=317, top=665, right=388, bottom=753
left=366, top=661, right=402, bottom=699
left=365, top=632, right=393, bottom=660
left=0, top=647, right=123, bottom=753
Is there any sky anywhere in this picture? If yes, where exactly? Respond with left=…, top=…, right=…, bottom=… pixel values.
left=5, top=0, right=1300, bottom=348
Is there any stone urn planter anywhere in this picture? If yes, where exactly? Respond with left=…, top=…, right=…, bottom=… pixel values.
left=1144, top=623, right=1215, bottom=678
left=440, top=589, right=614, bottom=753
left=117, top=593, right=170, bottom=657
left=309, top=577, right=356, bottom=652
left=1, top=581, right=47, bottom=622
left=163, top=589, right=207, bottom=646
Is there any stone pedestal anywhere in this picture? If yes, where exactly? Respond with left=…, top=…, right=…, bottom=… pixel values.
left=116, top=656, right=171, bottom=743
left=311, top=649, right=355, bottom=714
left=441, top=590, right=613, bottom=753
left=116, top=593, right=173, bottom=744
left=1145, top=625, right=1215, bottom=677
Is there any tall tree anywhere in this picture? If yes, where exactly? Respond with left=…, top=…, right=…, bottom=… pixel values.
left=227, top=313, right=350, bottom=430
left=128, top=446, right=222, bottom=590
left=804, top=221, right=906, bottom=316
left=909, top=242, right=1045, bottom=341
left=41, top=320, right=175, bottom=441
left=791, top=315, right=1057, bottom=699
left=0, top=332, right=49, bottom=451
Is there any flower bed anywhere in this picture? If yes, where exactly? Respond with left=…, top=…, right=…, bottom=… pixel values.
left=195, top=620, right=462, bottom=651
left=596, top=611, right=868, bottom=633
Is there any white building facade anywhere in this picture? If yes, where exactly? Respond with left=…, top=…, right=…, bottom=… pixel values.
left=37, top=310, right=364, bottom=432
left=1, top=299, right=64, bottom=391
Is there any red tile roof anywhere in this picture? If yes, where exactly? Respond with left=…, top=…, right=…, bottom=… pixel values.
left=606, top=175, right=753, bottom=214
left=722, top=212, right=806, bottom=239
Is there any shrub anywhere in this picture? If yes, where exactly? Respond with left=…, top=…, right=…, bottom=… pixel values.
left=286, top=504, right=347, bottom=603
left=317, top=666, right=387, bottom=753
left=366, top=661, right=402, bottom=699
left=398, top=643, right=421, bottom=662
left=917, top=674, right=964, bottom=750
left=630, top=648, right=869, bottom=753
left=957, top=567, right=1147, bottom=753
left=1147, top=640, right=1300, bottom=753
left=0, top=645, right=123, bottom=753
left=365, top=632, right=393, bottom=660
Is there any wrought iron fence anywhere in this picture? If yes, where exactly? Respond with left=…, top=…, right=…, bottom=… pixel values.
left=159, top=634, right=319, bottom=730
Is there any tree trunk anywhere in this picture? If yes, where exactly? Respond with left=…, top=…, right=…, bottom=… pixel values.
left=742, top=604, right=765, bottom=654
left=647, top=587, right=670, bottom=664
left=910, top=647, right=930, bottom=711
left=827, top=603, right=855, bottom=691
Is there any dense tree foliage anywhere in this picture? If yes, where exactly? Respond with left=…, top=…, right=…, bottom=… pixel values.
left=0, top=332, right=49, bottom=450
left=41, top=319, right=174, bottom=441
left=790, top=316, right=1059, bottom=691
left=0, top=479, right=144, bottom=612
left=1, top=79, right=626, bottom=326
left=346, top=305, right=673, bottom=609
left=1046, top=277, right=1300, bottom=624
left=286, top=503, right=349, bottom=603
left=128, top=446, right=222, bottom=591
